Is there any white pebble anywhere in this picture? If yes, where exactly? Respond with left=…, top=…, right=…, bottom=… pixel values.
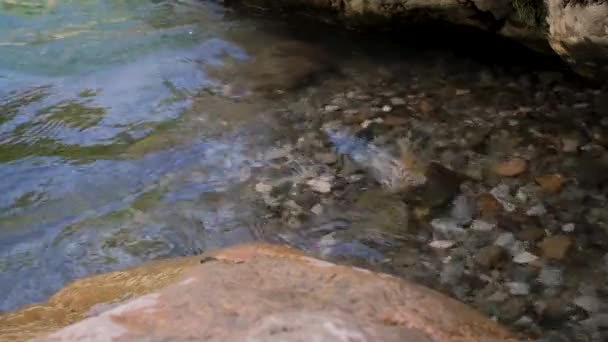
left=381, top=105, right=392, bottom=112
left=494, top=232, right=516, bottom=248
left=429, top=240, right=456, bottom=249
left=514, top=316, right=534, bottom=327
left=255, top=182, right=272, bottom=194
left=526, top=204, right=547, bottom=216
left=324, top=104, right=340, bottom=113
left=471, top=219, right=496, bottom=232
left=306, top=179, right=332, bottom=193
left=562, top=223, right=575, bottom=232
left=360, top=117, right=383, bottom=128
left=311, top=204, right=324, bottom=215
left=507, top=282, right=530, bottom=296
left=390, top=97, right=406, bottom=106
left=513, top=251, right=539, bottom=264
left=431, top=218, right=466, bottom=237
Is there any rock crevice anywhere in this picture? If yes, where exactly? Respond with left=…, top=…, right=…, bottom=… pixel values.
left=228, top=0, right=608, bottom=81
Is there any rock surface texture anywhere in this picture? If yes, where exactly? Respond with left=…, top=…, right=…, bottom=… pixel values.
left=229, top=0, right=608, bottom=81
left=546, top=0, right=608, bottom=79
left=1, top=243, right=521, bottom=342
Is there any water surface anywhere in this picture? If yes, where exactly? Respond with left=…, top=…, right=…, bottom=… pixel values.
left=0, top=0, right=286, bottom=310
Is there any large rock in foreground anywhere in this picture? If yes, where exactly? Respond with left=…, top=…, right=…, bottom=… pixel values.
left=1, top=244, right=521, bottom=341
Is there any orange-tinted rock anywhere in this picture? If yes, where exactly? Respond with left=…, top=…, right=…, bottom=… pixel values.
left=535, top=173, right=565, bottom=193
left=0, top=256, right=201, bottom=342
left=2, top=243, right=522, bottom=342
left=493, top=158, right=527, bottom=177
left=538, top=235, right=573, bottom=260
left=477, top=193, right=501, bottom=218
left=419, top=99, right=435, bottom=114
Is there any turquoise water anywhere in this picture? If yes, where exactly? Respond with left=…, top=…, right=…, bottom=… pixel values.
left=0, top=0, right=281, bottom=310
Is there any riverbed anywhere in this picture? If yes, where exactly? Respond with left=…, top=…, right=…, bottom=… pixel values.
left=1, top=1, right=607, bottom=340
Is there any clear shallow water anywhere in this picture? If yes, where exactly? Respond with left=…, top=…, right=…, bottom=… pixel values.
left=0, top=0, right=286, bottom=311
left=2, top=6, right=605, bottom=340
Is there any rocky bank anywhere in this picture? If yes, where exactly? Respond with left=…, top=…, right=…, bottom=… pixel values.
left=228, top=0, right=608, bottom=81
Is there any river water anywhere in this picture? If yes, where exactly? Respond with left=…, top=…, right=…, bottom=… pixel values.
left=0, top=0, right=278, bottom=310
left=2, top=1, right=608, bottom=340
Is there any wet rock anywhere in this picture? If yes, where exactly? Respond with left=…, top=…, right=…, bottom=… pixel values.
left=516, top=227, right=546, bottom=243
left=310, top=203, right=323, bottom=215
left=535, top=174, right=565, bottom=194
left=5, top=244, right=521, bottom=341
left=440, top=260, right=464, bottom=285
left=561, top=223, right=575, bottom=233
left=495, top=232, right=517, bottom=249
left=292, top=191, right=316, bottom=209
left=538, top=235, right=573, bottom=260
left=429, top=240, right=456, bottom=249
left=389, top=97, right=406, bottom=106
left=493, top=158, right=527, bottom=177
left=535, top=297, right=571, bottom=324
left=538, top=266, right=563, bottom=287
left=499, top=298, right=528, bottom=322
left=507, top=282, right=531, bottom=296
left=314, top=152, right=338, bottom=164
left=471, top=219, right=496, bottom=232
left=490, top=184, right=516, bottom=212
left=477, top=193, right=501, bottom=218
left=561, top=137, right=580, bottom=153
left=455, top=89, right=470, bottom=96
left=324, top=104, right=340, bottom=113
left=409, top=163, right=463, bottom=208
left=450, top=194, right=475, bottom=225
left=580, top=313, right=608, bottom=329
left=418, top=99, right=434, bottom=114
left=392, top=249, right=419, bottom=267
left=576, top=155, right=608, bottom=188
left=255, top=182, right=273, bottom=194
left=265, top=144, right=293, bottom=160
left=318, top=236, right=384, bottom=261
left=513, top=315, right=534, bottom=328
left=360, top=117, right=384, bottom=129
left=526, top=204, right=547, bottom=217
left=573, top=295, right=601, bottom=313
left=430, top=218, right=466, bottom=238
left=306, top=178, right=332, bottom=193
left=488, top=290, right=509, bottom=303
left=475, top=245, right=508, bottom=269
left=338, top=155, right=363, bottom=177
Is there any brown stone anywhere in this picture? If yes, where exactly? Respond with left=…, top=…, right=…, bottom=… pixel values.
left=419, top=99, right=434, bottom=114
left=1, top=243, right=522, bottom=342
left=499, top=298, right=528, bottom=323
left=477, top=193, right=501, bottom=218
left=493, top=158, right=527, bottom=177
left=383, top=115, right=409, bottom=126
left=535, top=173, right=565, bottom=194
left=538, top=235, right=573, bottom=260
left=516, top=227, right=546, bottom=243
left=475, top=245, right=508, bottom=269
